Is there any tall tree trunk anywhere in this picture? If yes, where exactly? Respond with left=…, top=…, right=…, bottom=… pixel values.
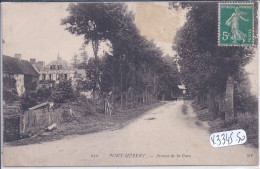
left=126, top=92, right=128, bottom=108
left=217, top=92, right=225, bottom=119
left=225, top=75, right=234, bottom=121
left=120, top=93, right=123, bottom=108
left=93, top=89, right=96, bottom=100
left=145, top=90, right=147, bottom=103
left=91, top=39, right=100, bottom=101
left=207, top=89, right=218, bottom=120
left=120, top=61, right=123, bottom=108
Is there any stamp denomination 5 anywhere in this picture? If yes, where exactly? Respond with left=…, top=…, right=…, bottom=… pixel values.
left=218, top=3, right=254, bottom=46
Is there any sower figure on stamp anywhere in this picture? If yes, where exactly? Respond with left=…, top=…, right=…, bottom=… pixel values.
left=225, top=7, right=249, bottom=43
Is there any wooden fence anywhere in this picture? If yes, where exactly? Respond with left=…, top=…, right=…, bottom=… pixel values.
left=111, top=90, right=157, bottom=110
left=21, top=103, right=63, bottom=135
left=3, top=105, right=22, bottom=141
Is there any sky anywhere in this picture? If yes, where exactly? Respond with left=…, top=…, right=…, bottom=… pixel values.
left=2, top=2, right=258, bottom=96
left=2, top=2, right=185, bottom=64
left=2, top=2, right=84, bottom=64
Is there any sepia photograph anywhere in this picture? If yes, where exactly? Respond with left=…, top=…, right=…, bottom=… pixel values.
left=1, top=1, right=259, bottom=166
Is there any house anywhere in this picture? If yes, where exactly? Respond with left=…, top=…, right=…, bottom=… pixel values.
left=29, top=58, right=45, bottom=72
left=38, top=54, right=86, bottom=89
left=3, top=54, right=39, bottom=96
left=178, top=84, right=188, bottom=97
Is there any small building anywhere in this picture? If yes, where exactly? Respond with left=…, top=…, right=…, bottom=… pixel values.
left=3, top=54, right=39, bottom=96
left=39, top=56, right=74, bottom=82
left=38, top=55, right=86, bottom=88
left=178, top=84, right=188, bottom=97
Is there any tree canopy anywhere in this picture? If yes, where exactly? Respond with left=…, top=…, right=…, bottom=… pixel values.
left=63, top=3, right=180, bottom=103
left=171, top=2, right=257, bottom=119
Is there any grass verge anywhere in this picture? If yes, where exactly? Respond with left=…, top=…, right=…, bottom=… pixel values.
left=6, top=102, right=165, bottom=146
left=191, top=101, right=258, bottom=148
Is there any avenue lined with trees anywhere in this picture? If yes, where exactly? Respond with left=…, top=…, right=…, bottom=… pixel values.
left=3, top=2, right=257, bottom=148
left=62, top=3, right=180, bottom=112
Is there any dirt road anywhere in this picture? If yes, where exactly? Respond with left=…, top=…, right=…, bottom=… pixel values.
left=3, top=100, right=258, bottom=166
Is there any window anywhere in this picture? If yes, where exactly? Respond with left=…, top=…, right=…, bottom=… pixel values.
left=64, top=74, right=68, bottom=80
left=57, top=65, right=62, bottom=70
left=42, top=74, right=46, bottom=80
left=53, top=65, right=56, bottom=70
left=49, top=74, right=52, bottom=80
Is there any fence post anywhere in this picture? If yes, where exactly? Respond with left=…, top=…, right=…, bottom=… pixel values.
left=120, top=92, right=123, bottom=108
left=48, top=108, right=51, bottom=125
left=22, top=112, right=26, bottom=133
left=126, top=92, right=128, bottom=108
left=143, top=92, right=145, bottom=103
left=145, top=91, right=147, bottom=103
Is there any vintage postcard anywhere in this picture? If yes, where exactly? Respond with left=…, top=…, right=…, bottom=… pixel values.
left=1, top=1, right=259, bottom=166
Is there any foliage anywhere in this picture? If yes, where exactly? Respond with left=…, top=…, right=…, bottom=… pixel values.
left=36, top=87, right=52, bottom=103
left=24, top=76, right=38, bottom=92
left=78, top=44, right=89, bottom=69
left=171, top=2, right=257, bottom=119
left=157, top=56, right=180, bottom=99
left=209, top=112, right=258, bottom=147
left=173, top=2, right=255, bottom=93
left=3, top=89, right=19, bottom=105
left=3, top=76, right=19, bottom=104
left=64, top=3, right=180, bottom=103
left=233, top=70, right=258, bottom=114
left=3, top=76, right=16, bottom=89
left=71, top=53, right=80, bottom=68
left=21, top=91, right=37, bottom=111
left=62, top=3, right=135, bottom=97
left=51, top=79, right=75, bottom=103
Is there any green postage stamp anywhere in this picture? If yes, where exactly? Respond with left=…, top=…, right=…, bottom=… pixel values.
left=219, top=3, right=254, bottom=46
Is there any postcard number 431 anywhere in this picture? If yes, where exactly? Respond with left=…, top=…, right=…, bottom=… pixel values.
left=210, top=129, right=247, bottom=148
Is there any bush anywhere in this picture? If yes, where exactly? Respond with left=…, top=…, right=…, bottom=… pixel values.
left=51, top=79, right=75, bottom=103
left=69, top=96, right=96, bottom=115
left=3, top=89, right=19, bottom=105
left=209, top=112, right=258, bottom=148
left=236, top=113, right=258, bottom=147
left=234, top=91, right=258, bottom=114
left=36, top=87, right=52, bottom=102
left=20, top=91, right=37, bottom=111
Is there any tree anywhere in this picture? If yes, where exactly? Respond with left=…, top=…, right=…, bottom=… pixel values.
left=71, top=53, right=79, bottom=69
left=21, top=91, right=37, bottom=111
left=78, top=44, right=88, bottom=68
left=62, top=3, right=135, bottom=99
left=36, top=86, right=52, bottom=103
left=157, top=56, right=180, bottom=100
left=171, top=2, right=257, bottom=120
left=51, top=79, right=75, bottom=104
left=63, top=3, right=180, bottom=110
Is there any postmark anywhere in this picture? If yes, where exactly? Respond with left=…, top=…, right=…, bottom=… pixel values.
left=218, top=2, right=254, bottom=46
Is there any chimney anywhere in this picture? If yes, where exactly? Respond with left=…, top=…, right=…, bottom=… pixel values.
left=14, top=53, right=21, bottom=61
left=37, top=61, right=45, bottom=70
left=30, top=58, right=36, bottom=64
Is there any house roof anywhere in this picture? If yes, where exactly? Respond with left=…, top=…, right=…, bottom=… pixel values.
left=3, top=55, right=39, bottom=76
left=44, top=56, right=69, bottom=70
